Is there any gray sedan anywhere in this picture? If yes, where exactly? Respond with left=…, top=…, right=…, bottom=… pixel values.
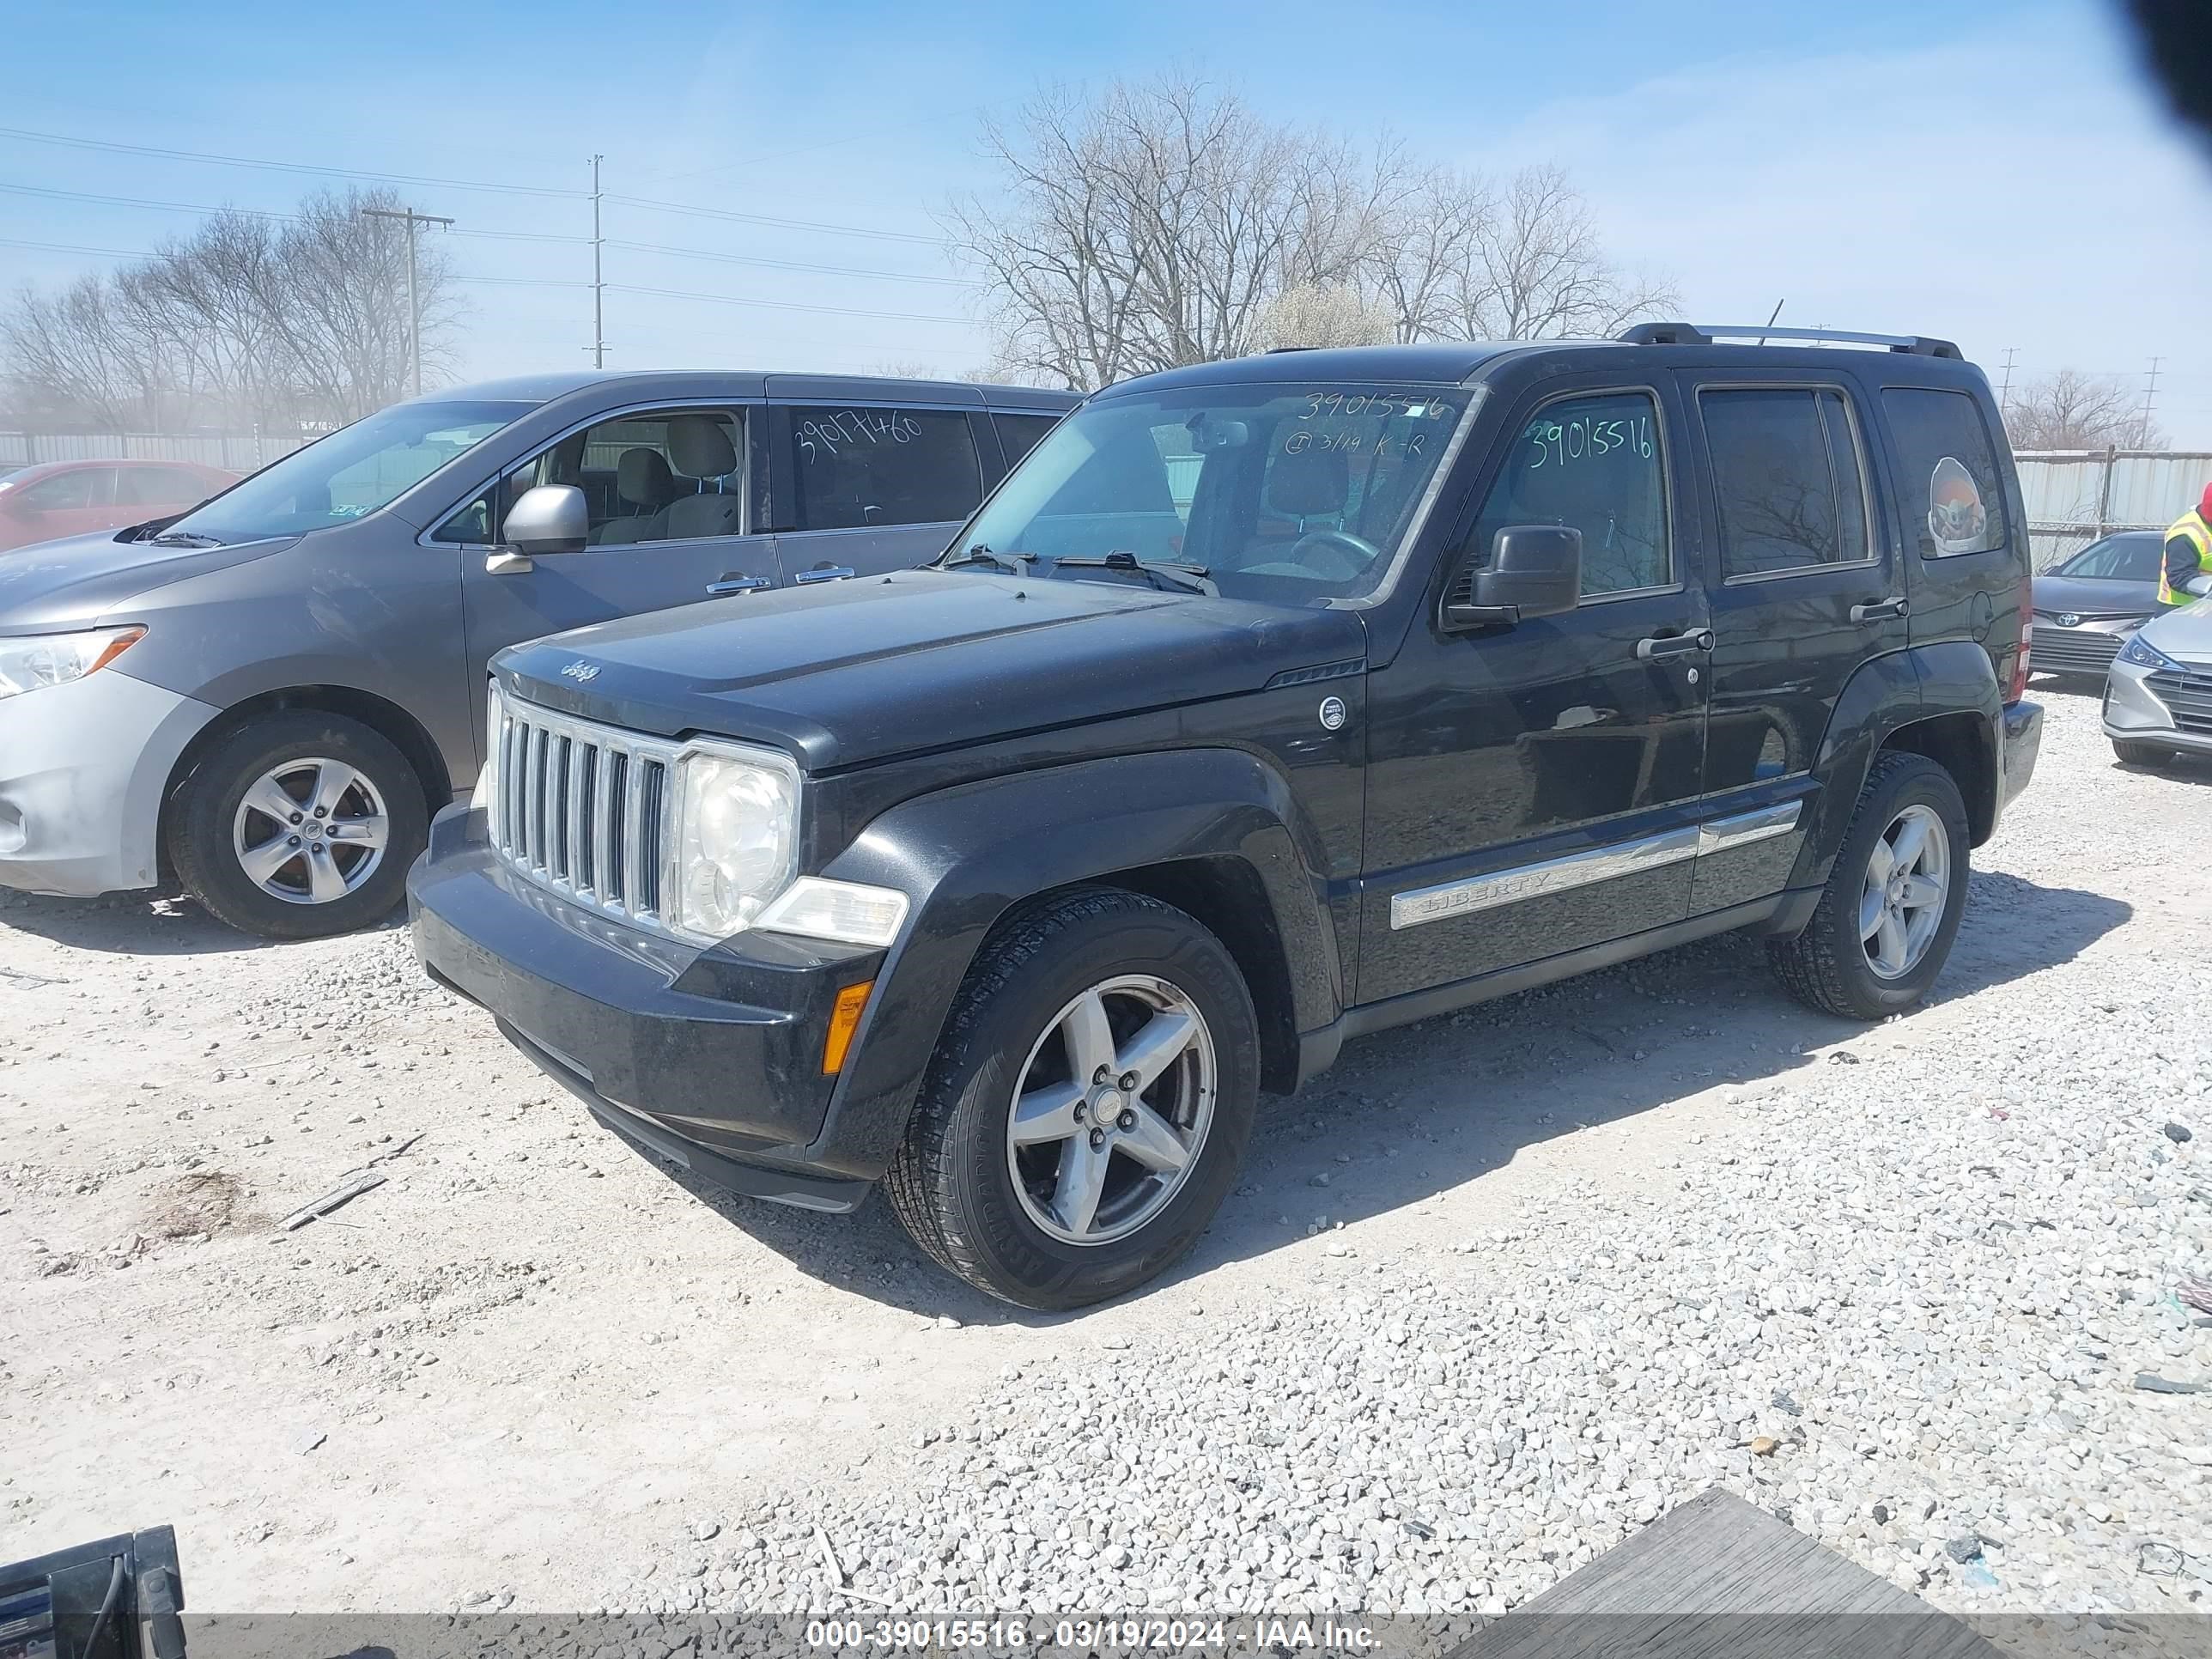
left=2031, top=532, right=2167, bottom=680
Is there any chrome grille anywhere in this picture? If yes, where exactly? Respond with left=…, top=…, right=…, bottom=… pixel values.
left=489, top=685, right=676, bottom=925
left=2147, top=668, right=2212, bottom=735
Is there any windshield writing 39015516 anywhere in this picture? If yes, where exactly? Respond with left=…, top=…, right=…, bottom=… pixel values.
left=1527, top=412, right=1654, bottom=467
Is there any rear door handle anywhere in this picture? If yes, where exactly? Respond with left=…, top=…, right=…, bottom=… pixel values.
left=1636, top=629, right=1713, bottom=660
left=1850, top=596, right=1909, bottom=623
left=794, top=565, right=857, bottom=585
left=705, top=575, right=769, bottom=596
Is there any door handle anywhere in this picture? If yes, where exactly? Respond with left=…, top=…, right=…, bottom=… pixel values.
left=1850, top=596, right=1909, bottom=623
left=794, top=565, right=857, bottom=585
left=1635, top=629, right=1713, bottom=660
left=705, top=575, right=769, bottom=596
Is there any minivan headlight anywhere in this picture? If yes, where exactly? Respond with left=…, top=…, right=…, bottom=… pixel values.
left=0, top=627, right=146, bottom=701
left=672, top=745, right=803, bottom=939
left=2118, top=632, right=2180, bottom=672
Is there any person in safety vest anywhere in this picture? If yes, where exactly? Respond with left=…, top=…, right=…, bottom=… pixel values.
left=2161, top=483, right=2212, bottom=606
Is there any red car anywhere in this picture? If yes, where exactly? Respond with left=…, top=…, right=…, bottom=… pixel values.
left=0, top=458, right=238, bottom=553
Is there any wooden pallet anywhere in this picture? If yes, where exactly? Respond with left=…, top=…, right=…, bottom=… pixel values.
left=1452, top=1488, right=2001, bottom=1659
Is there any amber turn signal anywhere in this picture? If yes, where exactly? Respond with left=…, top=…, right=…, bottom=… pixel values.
left=822, top=980, right=873, bottom=1075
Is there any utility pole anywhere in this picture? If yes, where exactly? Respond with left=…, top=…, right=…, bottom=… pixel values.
left=362, top=205, right=455, bottom=397
left=2141, top=356, right=2162, bottom=444
left=1998, top=347, right=2018, bottom=412
left=590, top=155, right=606, bottom=369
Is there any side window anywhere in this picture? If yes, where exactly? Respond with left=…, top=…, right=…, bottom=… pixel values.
left=447, top=409, right=748, bottom=548
left=432, top=483, right=500, bottom=545
left=994, top=412, right=1061, bottom=471
left=1701, top=388, right=1872, bottom=580
left=114, top=466, right=191, bottom=507
left=788, top=406, right=981, bottom=532
left=17, top=468, right=102, bottom=510
left=1881, top=387, right=2008, bottom=558
left=1470, top=391, right=1670, bottom=597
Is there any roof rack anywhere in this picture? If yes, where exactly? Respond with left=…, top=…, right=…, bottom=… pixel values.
left=1615, top=322, right=1961, bottom=359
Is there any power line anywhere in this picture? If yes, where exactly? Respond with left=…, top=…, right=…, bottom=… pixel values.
left=605, top=283, right=967, bottom=324
left=0, top=124, right=587, bottom=198
left=0, top=179, right=299, bottom=220
left=605, top=194, right=944, bottom=245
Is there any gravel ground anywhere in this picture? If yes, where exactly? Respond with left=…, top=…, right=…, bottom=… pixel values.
left=2, top=686, right=2208, bottom=1623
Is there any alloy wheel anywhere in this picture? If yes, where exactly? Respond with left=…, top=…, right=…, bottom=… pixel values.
left=1005, top=974, right=1218, bottom=1247
left=1858, top=802, right=1948, bottom=980
left=231, top=757, right=391, bottom=906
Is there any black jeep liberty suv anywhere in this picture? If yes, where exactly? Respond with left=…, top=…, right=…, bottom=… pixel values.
left=410, top=325, right=2044, bottom=1310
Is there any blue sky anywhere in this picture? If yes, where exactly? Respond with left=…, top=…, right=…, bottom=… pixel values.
left=4, top=0, right=2209, bottom=442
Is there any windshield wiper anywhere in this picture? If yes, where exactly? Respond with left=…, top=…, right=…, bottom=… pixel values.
left=149, top=531, right=223, bottom=548
left=1052, top=551, right=1215, bottom=595
left=935, top=544, right=1036, bottom=574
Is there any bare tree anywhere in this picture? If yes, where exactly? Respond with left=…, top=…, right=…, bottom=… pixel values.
left=2004, top=369, right=2164, bottom=451
left=0, top=185, right=459, bottom=431
left=1254, top=283, right=1397, bottom=350
left=945, top=74, right=1674, bottom=389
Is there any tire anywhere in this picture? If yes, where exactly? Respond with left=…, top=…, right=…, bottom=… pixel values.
left=2112, top=738, right=2173, bottom=768
left=1767, top=751, right=1970, bottom=1022
left=884, top=887, right=1260, bottom=1310
left=168, top=711, right=428, bottom=940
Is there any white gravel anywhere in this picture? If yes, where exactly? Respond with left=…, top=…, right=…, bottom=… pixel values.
left=3, top=687, right=2208, bottom=1622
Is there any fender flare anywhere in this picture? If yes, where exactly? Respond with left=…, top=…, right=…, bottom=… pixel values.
left=1793, top=641, right=2001, bottom=888
left=811, top=748, right=1342, bottom=1176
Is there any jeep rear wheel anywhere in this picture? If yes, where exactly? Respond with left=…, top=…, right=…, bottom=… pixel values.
left=1767, top=751, right=1970, bottom=1021
left=884, top=888, right=1258, bottom=1310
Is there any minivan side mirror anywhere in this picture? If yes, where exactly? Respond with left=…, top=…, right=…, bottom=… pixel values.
left=1442, top=524, right=1583, bottom=630
left=497, top=484, right=588, bottom=561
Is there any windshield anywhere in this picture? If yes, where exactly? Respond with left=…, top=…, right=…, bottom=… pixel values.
left=957, top=382, right=1472, bottom=604
left=160, top=399, right=532, bottom=544
left=2057, top=532, right=2163, bottom=582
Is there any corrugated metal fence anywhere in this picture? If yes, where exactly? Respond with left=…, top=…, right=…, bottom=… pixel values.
left=0, top=430, right=310, bottom=471
left=2016, top=449, right=2209, bottom=570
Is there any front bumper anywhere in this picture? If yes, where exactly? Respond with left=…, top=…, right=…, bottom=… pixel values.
left=2104, top=655, right=2212, bottom=756
left=406, top=805, right=885, bottom=1208
left=0, top=668, right=220, bottom=896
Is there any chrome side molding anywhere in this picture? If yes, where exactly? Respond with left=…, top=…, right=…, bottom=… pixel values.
left=1389, top=799, right=1804, bottom=931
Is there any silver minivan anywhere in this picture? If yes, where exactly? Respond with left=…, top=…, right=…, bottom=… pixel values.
left=0, top=370, right=1076, bottom=937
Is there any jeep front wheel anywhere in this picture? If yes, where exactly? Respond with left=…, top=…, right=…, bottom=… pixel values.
left=884, top=888, right=1259, bottom=1310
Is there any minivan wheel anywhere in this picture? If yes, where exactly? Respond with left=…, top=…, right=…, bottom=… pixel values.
left=884, top=887, right=1259, bottom=1311
left=170, top=711, right=428, bottom=940
left=2112, top=738, right=2173, bottom=768
left=1767, top=751, right=1970, bottom=1022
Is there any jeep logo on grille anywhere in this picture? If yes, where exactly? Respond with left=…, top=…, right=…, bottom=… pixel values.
left=561, top=661, right=601, bottom=683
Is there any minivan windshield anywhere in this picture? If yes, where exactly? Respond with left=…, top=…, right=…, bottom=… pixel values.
left=955, top=382, right=1472, bottom=604
left=158, top=399, right=532, bottom=545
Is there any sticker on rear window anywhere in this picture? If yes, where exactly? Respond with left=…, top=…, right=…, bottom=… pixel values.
left=1928, top=456, right=1987, bottom=556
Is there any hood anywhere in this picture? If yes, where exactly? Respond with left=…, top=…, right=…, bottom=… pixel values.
left=0, top=529, right=297, bottom=634
left=2139, top=598, right=2212, bottom=663
left=2030, top=573, right=2160, bottom=619
left=497, top=568, right=1369, bottom=772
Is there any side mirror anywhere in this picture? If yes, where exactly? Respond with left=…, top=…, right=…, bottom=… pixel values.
left=1442, top=524, right=1583, bottom=630
left=497, top=484, right=588, bottom=562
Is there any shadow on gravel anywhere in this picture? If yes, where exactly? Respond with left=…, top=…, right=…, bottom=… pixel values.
left=0, top=889, right=297, bottom=957
left=672, top=872, right=2130, bottom=1324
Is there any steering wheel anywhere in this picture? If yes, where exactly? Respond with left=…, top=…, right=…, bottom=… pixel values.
left=1269, top=527, right=1381, bottom=582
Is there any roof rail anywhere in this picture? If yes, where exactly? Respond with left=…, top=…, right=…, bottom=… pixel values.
left=1615, top=322, right=1961, bottom=359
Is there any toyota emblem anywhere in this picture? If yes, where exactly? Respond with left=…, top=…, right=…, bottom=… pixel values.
left=2057, top=612, right=2081, bottom=629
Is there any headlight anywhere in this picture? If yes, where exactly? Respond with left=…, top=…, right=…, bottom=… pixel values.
left=2118, top=632, right=2179, bottom=672
left=0, top=627, right=146, bottom=701
left=671, top=745, right=803, bottom=939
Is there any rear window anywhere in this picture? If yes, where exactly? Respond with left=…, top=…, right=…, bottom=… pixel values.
left=1882, top=387, right=2008, bottom=558
left=994, top=412, right=1062, bottom=471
